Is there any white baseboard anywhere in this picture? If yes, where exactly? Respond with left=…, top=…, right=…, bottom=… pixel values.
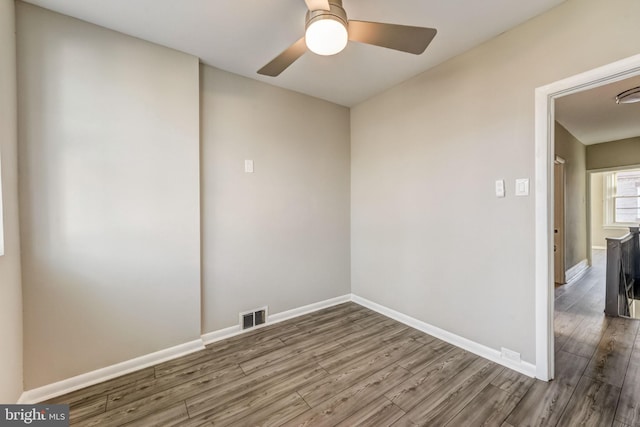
left=565, top=259, right=589, bottom=284
left=19, top=291, right=537, bottom=404
left=19, top=294, right=353, bottom=403
left=18, top=339, right=205, bottom=404
left=350, top=294, right=537, bottom=378
left=201, top=325, right=243, bottom=345
left=269, top=294, right=352, bottom=324
left=591, top=246, right=606, bottom=250
left=201, top=294, right=352, bottom=345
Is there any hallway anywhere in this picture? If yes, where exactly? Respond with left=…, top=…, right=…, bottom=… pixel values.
left=552, top=249, right=640, bottom=426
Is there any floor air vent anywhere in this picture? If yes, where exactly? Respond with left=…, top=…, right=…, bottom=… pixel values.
left=240, top=307, right=268, bottom=330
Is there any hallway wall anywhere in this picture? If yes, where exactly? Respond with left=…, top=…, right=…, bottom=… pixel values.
left=555, top=122, right=588, bottom=271
left=587, top=136, right=640, bottom=171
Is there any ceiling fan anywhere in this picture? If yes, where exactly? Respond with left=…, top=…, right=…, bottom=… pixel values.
left=257, top=0, right=437, bottom=77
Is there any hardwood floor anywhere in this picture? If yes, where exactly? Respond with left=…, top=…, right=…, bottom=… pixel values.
left=47, top=251, right=640, bottom=426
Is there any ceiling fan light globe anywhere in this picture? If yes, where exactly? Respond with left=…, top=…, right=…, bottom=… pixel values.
left=617, top=95, right=640, bottom=104
left=616, top=86, right=640, bottom=104
left=305, top=18, right=348, bottom=56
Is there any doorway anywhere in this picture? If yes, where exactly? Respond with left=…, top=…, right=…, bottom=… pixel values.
left=534, top=53, right=640, bottom=381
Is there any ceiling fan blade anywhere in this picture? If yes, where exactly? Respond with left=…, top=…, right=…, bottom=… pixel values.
left=304, top=0, right=330, bottom=11
left=257, top=37, right=307, bottom=77
left=348, top=20, right=437, bottom=55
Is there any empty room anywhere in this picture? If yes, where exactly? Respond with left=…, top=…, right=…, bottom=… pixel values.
left=1, top=0, right=640, bottom=425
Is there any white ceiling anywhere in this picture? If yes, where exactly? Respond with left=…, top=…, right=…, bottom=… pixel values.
left=22, top=0, right=566, bottom=107
left=555, top=75, right=640, bottom=145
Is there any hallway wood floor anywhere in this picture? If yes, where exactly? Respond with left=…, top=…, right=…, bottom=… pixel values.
left=47, top=252, right=639, bottom=426
left=551, top=250, right=640, bottom=427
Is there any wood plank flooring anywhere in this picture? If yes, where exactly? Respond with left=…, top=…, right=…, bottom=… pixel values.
left=46, top=249, right=640, bottom=426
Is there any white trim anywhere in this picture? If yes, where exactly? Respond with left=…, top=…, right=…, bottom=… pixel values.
left=201, top=325, right=244, bottom=345
left=565, top=259, right=589, bottom=284
left=588, top=163, right=640, bottom=174
left=201, top=294, right=352, bottom=345
left=586, top=170, right=593, bottom=267
left=604, top=225, right=637, bottom=230
left=535, top=83, right=554, bottom=381
left=269, top=294, right=351, bottom=323
left=19, top=291, right=542, bottom=404
left=351, top=294, right=537, bottom=378
left=19, top=294, right=352, bottom=403
left=18, top=339, right=205, bottom=404
left=591, top=245, right=606, bottom=250
left=534, top=53, right=640, bottom=382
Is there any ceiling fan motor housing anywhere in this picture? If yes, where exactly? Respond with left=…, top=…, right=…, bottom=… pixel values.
left=305, top=0, right=348, bottom=30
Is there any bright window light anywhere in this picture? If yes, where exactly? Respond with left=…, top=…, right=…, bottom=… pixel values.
left=603, top=169, right=640, bottom=226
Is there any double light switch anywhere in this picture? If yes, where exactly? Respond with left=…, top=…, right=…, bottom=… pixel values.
left=495, top=178, right=529, bottom=197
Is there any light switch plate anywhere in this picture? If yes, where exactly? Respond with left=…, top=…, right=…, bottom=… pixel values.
left=515, top=178, right=529, bottom=196
left=495, top=180, right=505, bottom=198
left=244, top=160, right=254, bottom=173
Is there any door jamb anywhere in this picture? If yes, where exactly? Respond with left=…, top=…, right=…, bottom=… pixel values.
left=554, top=156, right=566, bottom=285
left=534, top=54, right=640, bottom=381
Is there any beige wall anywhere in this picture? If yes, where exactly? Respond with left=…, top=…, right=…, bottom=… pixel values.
left=586, top=137, right=640, bottom=171
left=554, top=123, right=587, bottom=270
left=0, top=0, right=24, bottom=403
left=351, top=0, right=640, bottom=364
left=11, top=0, right=640, bottom=391
left=590, top=172, right=628, bottom=248
left=17, top=3, right=201, bottom=389
left=200, top=65, right=351, bottom=332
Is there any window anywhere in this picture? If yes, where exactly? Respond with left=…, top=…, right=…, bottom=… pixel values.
left=603, top=169, right=640, bottom=226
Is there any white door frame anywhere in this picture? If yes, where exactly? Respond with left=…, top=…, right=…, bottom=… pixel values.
left=553, top=156, right=566, bottom=285
left=535, top=53, right=640, bottom=381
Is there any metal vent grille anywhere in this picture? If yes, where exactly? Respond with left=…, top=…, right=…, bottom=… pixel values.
left=242, top=313, right=254, bottom=329
left=255, top=309, right=266, bottom=326
left=240, top=307, right=268, bottom=330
